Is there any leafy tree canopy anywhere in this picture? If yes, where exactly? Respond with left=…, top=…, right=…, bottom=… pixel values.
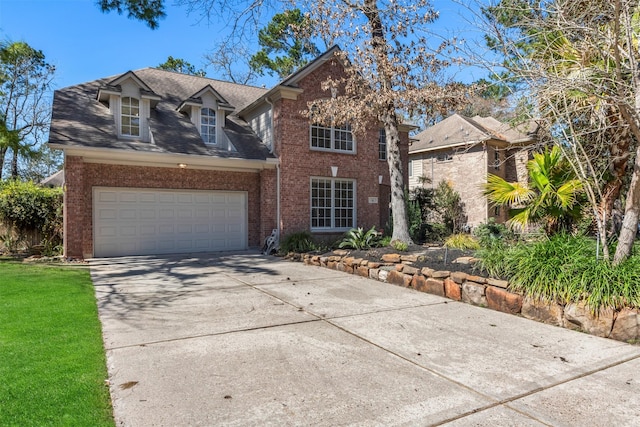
left=98, top=0, right=166, bottom=29
left=157, top=56, right=206, bottom=76
left=249, top=9, right=319, bottom=79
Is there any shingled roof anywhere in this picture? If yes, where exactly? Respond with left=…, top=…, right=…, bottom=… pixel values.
left=48, top=68, right=274, bottom=161
left=410, top=114, right=536, bottom=154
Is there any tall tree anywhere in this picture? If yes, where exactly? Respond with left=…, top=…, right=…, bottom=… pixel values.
left=304, top=0, right=468, bottom=243
left=0, top=41, right=55, bottom=179
left=157, top=56, right=206, bottom=76
left=477, top=0, right=640, bottom=263
left=249, top=9, right=319, bottom=79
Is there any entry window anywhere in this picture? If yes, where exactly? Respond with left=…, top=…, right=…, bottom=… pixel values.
left=310, top=123, right=354, bottom=153
left=121, top=97, right=140, bottom=137
left=201, top=108, right=217, bottom=144
left=310, top=178, right=355, bottom=230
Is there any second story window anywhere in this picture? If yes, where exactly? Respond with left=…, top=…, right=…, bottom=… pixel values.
left=310, top=123, right=354, bottom=153
left=121, top=97, right=140, bottom=137
left=379, top=129, right=387, bottom=160
left=201, top=108, right=216, bottom=144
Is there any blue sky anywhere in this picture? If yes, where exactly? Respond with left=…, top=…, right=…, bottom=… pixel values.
left=0, top=0, right=485, bottom=90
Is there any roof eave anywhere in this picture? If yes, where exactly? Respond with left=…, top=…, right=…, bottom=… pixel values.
left=49, top=144, right=279, bottom=172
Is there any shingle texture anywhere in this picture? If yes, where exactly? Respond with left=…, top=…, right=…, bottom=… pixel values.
left=410, top=113, right=535, bottom=153
left=49, top=68, right=274, bottom=161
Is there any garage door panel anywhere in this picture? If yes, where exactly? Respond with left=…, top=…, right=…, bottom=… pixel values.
left=99, top=209, right=117, bottom=220
left=120, top=209, right=137, bottom=220
left=140, top=225, right=156, bottom=235
left=139, top=193, right=156, bottom=203
left=120, top=193, right=137, bottom=203
left=94, top=188, right=247, bottom=257
left=159, top=209, right=175, bottom=219
left=120, top=226, right=137, bottom=237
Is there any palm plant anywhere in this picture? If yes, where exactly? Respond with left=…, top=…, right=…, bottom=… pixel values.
left=484, top=145, right=584, bottom=234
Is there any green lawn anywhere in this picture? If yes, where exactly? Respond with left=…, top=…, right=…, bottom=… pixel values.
left=0, top=261, right=114, bottom=426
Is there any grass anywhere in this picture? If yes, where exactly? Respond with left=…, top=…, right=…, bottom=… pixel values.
left=0, top=261, right=114, bottom=426
left=476, top=234, right=640, bottom=312
left=444, top=233, right=481, bottom=250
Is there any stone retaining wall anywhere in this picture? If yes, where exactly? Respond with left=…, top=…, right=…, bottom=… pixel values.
left=290, top=251, right=640, bottom=343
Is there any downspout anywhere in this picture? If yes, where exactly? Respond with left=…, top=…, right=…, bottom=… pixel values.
left=265, top=96, right=281, bottom=239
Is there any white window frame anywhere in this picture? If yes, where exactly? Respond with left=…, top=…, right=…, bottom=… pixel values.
left=201, top=107, right=217, bottom=145
left=310, top=123, right=355, bottom=153
left=121, top=97, right=140, bottom=138
left=379, top=129, right=387, bottom=161
left=408, top=159, right=413, bottom=177
left=310, top=177, right=356, bottom=231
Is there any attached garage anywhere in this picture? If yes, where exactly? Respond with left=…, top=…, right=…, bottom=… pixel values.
left=93, top=187, right=248, bottom=257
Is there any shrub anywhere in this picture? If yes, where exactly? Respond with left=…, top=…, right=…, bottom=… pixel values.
left=424, top=222, right=449, bottom=243
left=378, top=235, right=392, bottom=247
left=339, top=226, right=380, bottom=250
left=280, top=231, right=316, bottom=253
left=391, top=240, right=408, bottom=251
left=444, top=233, right=480, bottom=250
left=474, top=219, right=516, bottom=247
left=476, top=234, right=640, bottom=312
left=0, top=180, right=63, bottom=252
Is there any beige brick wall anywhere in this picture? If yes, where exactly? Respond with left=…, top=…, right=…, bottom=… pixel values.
left=411, top=145, right=490, bottom=228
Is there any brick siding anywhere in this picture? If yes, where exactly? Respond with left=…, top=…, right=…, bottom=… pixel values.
left=274, top=58, right=409, bottom=238
left=64, top=157, right=265, bottom=258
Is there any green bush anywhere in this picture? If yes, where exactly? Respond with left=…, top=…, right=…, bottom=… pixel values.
left=279, top=231, right=316, bottom=253
left=0, top=180, right=63, bottom=252
left=476, top=234, right=640, bottom=312
left=474, top=219, right=516, bottom=247
left=444, top=233, right=480, bottom=250
left=391, top=240, right=409, bottom=251
left=339, top=226, right=380, bottom=250
left=424, top=222, right=449, bottom=243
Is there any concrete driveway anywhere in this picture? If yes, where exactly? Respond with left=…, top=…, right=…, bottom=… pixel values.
left=90, top=252, right=640, bottom=426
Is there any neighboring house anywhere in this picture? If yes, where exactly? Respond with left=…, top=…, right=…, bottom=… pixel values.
left=408, top=114, right=536, bottom=228
left=40, top=170, right=64, bottom=188
left=48, top=46, right=411, bottom=259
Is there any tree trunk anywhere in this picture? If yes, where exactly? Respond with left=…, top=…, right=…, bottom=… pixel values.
left=613, top=145, right=640, bottom=264
left=0, top=146, right=6, bottom=179
left=382, top=112, right=413, bottom=244
left=10, top=148, right=18, bottom=178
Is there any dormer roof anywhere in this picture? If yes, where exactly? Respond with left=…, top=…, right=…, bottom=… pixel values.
left=97, top=70, right=161, bottom=107
left=177, top=84, right=235, bottom=113
left=50, top=68, right=273, bottom=163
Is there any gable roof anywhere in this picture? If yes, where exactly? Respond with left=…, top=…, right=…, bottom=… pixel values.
left=49, top=68, right=274, bottom=163
left=410, top=114, right=536, bottom=154
left=237, top=45, right=341, bottom=117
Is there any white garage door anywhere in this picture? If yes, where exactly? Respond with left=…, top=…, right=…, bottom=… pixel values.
left=93, top=187, right=247, bottom=257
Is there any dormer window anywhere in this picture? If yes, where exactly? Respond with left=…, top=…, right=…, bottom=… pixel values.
left=121, top=97, right=140, bottom=137
left=97, top=71, right=160, bottom=142
left=201, top=107, right=216, bottom=144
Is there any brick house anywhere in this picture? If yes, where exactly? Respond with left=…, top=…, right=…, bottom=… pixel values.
left=408, top=114, right=536, bottom=228
left=48, top=46, right=410, bottom=258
